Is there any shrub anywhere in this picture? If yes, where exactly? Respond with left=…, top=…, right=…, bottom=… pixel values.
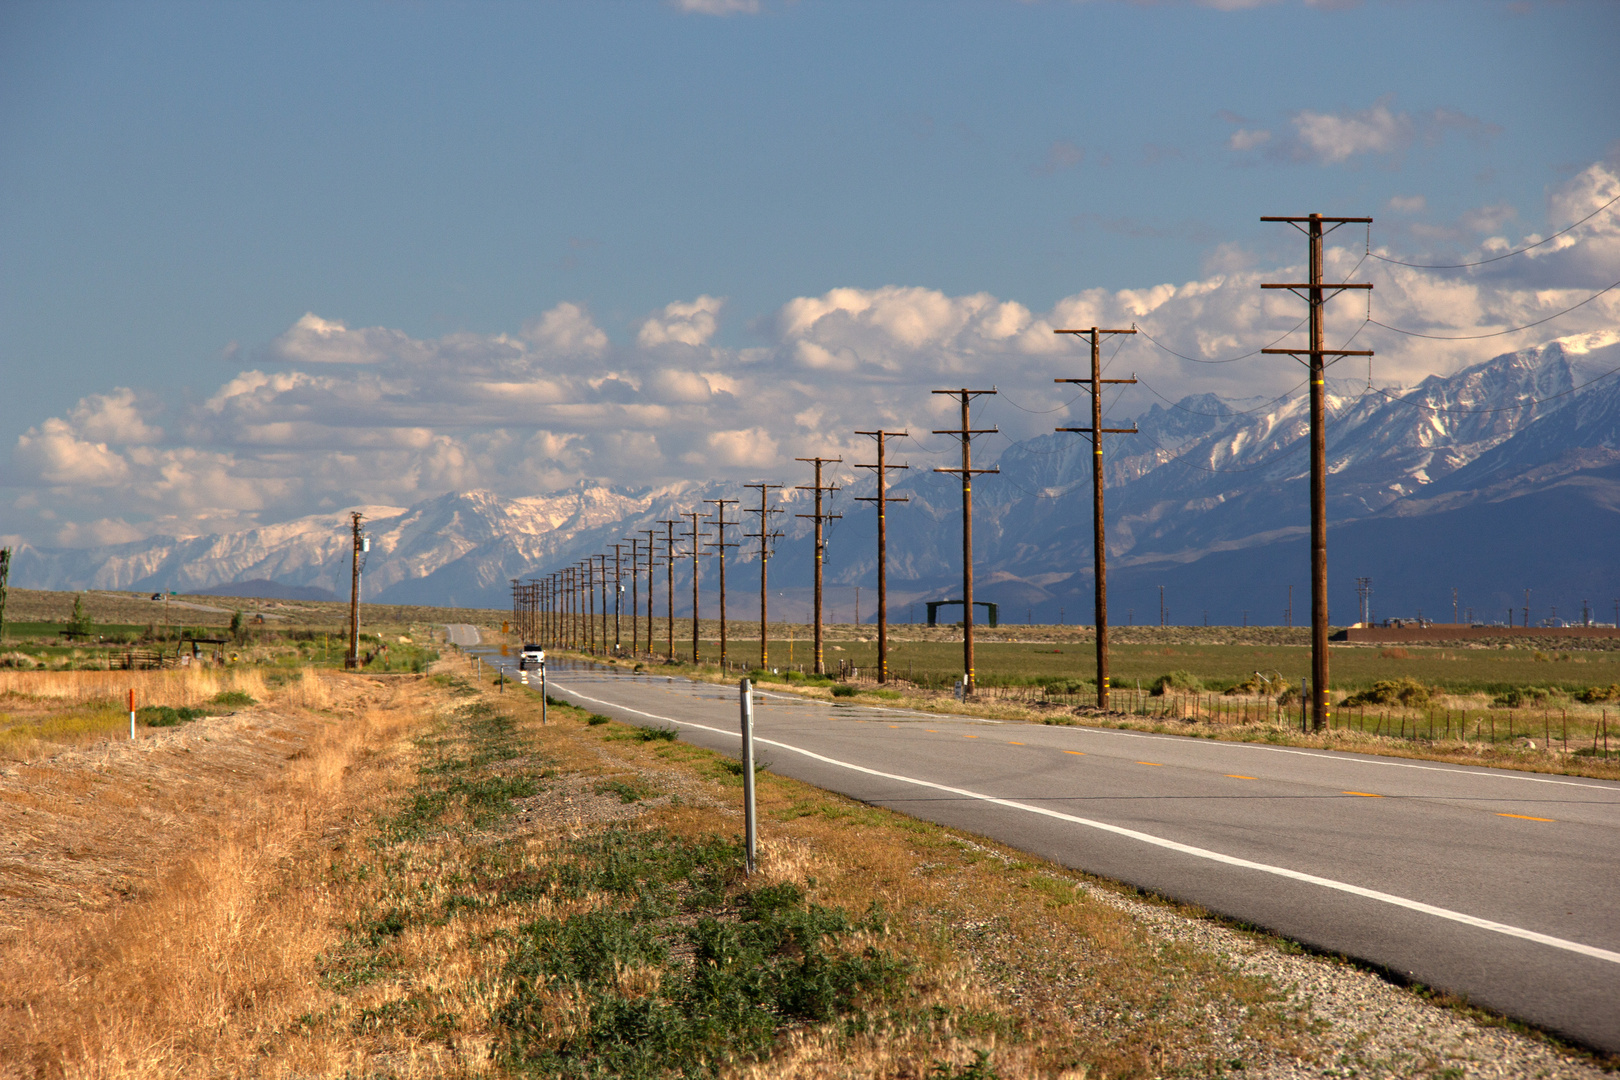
left=1040, top=677, right=1094, bottom=695
left=1342, top=677, right=1434, bottom=708
left=138, top=705, right=205, bottom=727
left=633, top=726, right=679, bottom=743
left=211, top=690, right=256, bottom=706
left=586, top=713, right=612, bottom=726
left=1493, top=685, right=1561, bottom=708
left=1577, top=684, right=1620, bottom=704
left=830, top=684, right=858, bottom=698
left=1379, top=647, right=1411, bottom=660
left=1149, top=670, right=1203, bottom=696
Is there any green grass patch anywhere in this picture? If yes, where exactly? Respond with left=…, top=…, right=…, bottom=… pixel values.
left=211, top=689, right=257, bottom=706
left=138, top=705, right=207, bottom=727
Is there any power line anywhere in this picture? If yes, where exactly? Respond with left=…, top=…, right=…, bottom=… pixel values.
left=1368, top=190, right=1620, bottom=269
left=1368, top=276, right=1620, bottom=340
left=1134, top=317, right=1309, bottom=365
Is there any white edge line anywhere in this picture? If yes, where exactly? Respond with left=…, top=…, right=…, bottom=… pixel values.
left=514, top=659, right=1611, bottom=789
left=551, top=679, right=1620, bottom=968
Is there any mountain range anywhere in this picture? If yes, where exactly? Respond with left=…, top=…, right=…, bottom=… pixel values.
left=11, top=332, right=1619, bottom=627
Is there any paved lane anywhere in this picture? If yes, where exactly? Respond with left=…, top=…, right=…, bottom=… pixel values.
left=444, top=624, right=482, bottom=647
left=476, top=655, right=1620, bottom=1052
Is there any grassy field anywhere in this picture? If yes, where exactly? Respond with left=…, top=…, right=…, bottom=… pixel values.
left=567, top=621, right=1620, bottom=697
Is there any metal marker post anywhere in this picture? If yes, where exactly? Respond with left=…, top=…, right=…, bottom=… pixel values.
left=129, top=687, right=135, bottom=740
left=540, top=654, right=547, bottom=725
left=740, top=677, right=757, bottom=875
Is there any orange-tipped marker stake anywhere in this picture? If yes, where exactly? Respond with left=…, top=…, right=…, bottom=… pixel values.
left=129, top=688, right=136, bottom=740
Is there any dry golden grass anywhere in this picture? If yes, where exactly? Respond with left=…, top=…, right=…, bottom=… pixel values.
left=0, top=671, right=429, bottom=1079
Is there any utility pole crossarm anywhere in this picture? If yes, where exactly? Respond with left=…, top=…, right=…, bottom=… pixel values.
left=1057, top=426, right=1138, bottom=435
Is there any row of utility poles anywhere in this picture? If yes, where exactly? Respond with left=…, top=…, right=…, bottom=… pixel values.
left=519, top=212, right=1368, bottom=725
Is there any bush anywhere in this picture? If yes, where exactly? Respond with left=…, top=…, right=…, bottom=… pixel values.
left=211, top=690, right=256, bottom=706
left=1577, top=683, right=1620, bottom=704
left=1493, top=685, right=1561, bottom=708
left=1040, top=677, right=1094, bottom=695
left=1149, top=670, right=1203, bottom=696
left=1343, top=677, right=1434, bottom=708
left=587, top=713, right=612, bottom=726
left=634, top=726, right=679, bottom=743
left=830, top=684, right=858, bottom=698
left=138, top=705, right=205, bottom=727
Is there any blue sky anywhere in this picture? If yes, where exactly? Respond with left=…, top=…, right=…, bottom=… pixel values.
left=2, top=0, right=1617, bottom=546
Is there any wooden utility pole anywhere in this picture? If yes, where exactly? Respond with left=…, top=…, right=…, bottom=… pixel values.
left=624, top=537, right=641, bottom=655
left=597, top=553, right=610, bottom=653
left=1055, top=327, right=1136, bottom=710
left=658, top=520, right=679, bottom=661
left=932, top=389, right=998, bottom=694
left=584, top=560, right=597, bottom=655
left=612, top=544, right=624, bottom=653
left=684, top=511, right=704, bottom=663
left=705, top=498, right=740, bottom=668
left=642, top=528, right=657, bottom=655
left=855, top=431, right=909, bottom=683
left=744, top=484, right=784, bottom=668
left=1261, top=212, right=1373, bottom=731
left=345, top=512, right=366, bottom=669
left=794, top=457, right=842, bottom=676
left=0, top=546, right=10, bottom=644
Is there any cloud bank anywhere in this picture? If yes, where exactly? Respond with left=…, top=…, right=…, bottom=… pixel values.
left=6, top=161, right=1618, bottom=548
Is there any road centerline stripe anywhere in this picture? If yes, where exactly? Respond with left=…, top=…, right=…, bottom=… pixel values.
left=548, top=678, right=1620, bottom=968
left=1498, top=812, right=1556, bottom=822
left=1344, top=791, right=1382, bottom=798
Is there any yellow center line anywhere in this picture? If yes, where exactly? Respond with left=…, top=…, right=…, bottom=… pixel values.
left=1497, top=812, right=1556, bottom=822
left=1007, top=741, right=1025, bottom=745
left=1063, top=750, right=1085, bottom=756
left=926, top=729, right=938, bottom=733
left=1136, top=761, right=1165, bottom=767
left=964, top=734, right=979, bottom=739
left=888, top=724, right=899, bottom=728
left=1344, top=791, right=1382, bottom=798
left=1226, top=774, right=1256, bottom=780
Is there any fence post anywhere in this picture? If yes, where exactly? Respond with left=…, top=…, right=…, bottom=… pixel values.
left=740, top=678, right=757, bottom=875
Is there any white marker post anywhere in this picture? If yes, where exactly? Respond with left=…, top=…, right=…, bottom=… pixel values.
left=740, top=677, right=757, bottom=875
left=129, top=687, right=135, bottom=741
left=539, top=651, right=547, bottom=725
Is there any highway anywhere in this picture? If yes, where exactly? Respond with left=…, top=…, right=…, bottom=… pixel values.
left=464, top=648, right=1620, bottom=1052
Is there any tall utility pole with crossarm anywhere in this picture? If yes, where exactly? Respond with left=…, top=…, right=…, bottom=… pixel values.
left=932, top=389, right=999, bottom=694
left=744, top=484, right=784, bottom=668
left=705, top=498, right=740, bottom=669
left=855, top=431, right=908, bottom=684
left=794, top=457, right=842, bottom=676
left=1261, top=212, right=1373, bottom=731
left=1054, top=327, right=1136, bottom=710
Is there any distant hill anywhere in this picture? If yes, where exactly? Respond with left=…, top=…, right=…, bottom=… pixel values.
left=11, top=331, right=1619, bottom=625
left=191, top=579, right=341, bottom=602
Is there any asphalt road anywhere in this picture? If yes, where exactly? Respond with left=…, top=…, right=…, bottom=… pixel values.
left=444, top=623, right=482, bottom=647
left=465, top=651, right=1620, bottom=1052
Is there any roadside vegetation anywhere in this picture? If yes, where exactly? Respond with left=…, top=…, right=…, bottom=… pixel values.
left=2, top=650, right=1609, bottom=1077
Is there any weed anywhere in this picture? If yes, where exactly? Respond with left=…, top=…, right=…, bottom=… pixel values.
left=930, top=1049, right=1001, bottom=1079
left=831, top=684, right=858, bottom=698
left=211, top=689, right=256, bottom=706
left=138, top=704, right=206, bottom=727
left=633, top=725, right=679, bottom=742
left=1342, top=677, right=1434, bottom=709
left=1150, top=670, right=1203, bottom=696
left=587, top=713, right=612, bottom=725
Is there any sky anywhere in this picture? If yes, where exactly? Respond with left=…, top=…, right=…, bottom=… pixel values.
left=2, top=0, right=1617, bottom=549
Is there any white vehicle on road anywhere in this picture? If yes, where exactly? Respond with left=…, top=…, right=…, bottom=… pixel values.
left=518, top=645, right=545, bottom=671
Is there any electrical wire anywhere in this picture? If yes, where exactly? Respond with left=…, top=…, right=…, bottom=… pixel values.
left=1135, top=317, right=1309, bottom=365
left=1137, top=375, right=1307, bottom=417
left=1368, top=276, right=1620, bottom=340
left=999, top=391, right=1085, bottom=415
left=1368, top=190, right=1620, bottom=269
